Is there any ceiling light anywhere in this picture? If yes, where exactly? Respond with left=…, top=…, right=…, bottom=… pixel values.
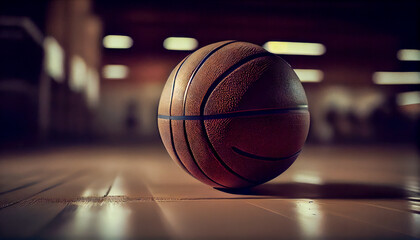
left=294, top=69, right=324, bottom=82
left=103, top=35, right=133, bottom=49
left=163, top=37, right=198, bottom=51
left=263, top=41, right=326, bottom=56
left=373, top=72, right=420, bottom=85
left=397, top=49, right=420, bottom=61
left=102, top=65, right=129, bottom=79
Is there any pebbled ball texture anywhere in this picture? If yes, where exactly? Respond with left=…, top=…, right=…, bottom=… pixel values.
left=157, top=41, right=310, bottom=189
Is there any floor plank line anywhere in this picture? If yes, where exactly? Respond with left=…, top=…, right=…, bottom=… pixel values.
left=316, top=201, right=416, bottom=238
left=0, top=171, right=86, bottom=210
left=0, top=170, right=51, bottom=194
left=245, top=200, right=295, bottom=220
left=0, top=179, right=44, bottom=195
left=103, top=171, right=119, bottom=197
left=103, top=180, right=114, bottom=197
left=356, top=201, right=416, bottom=214
left=33, top=203, right=73, bottom=238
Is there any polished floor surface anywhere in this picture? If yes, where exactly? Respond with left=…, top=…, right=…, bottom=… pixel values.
left=0, top=144, right=419, bottom=239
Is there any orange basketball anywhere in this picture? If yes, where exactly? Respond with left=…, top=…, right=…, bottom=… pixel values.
left=158, top=41, right=310, bottom=189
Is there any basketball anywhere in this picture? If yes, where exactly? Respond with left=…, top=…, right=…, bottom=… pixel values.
left=158, top=41, right=310, bottom=189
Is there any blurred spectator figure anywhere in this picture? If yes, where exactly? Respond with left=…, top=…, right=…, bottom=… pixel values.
left=370, top=96, right=415, bottom=143
left=325, top=105, right=340, bottom=142
left=417, top=117, right=420, bottom=151
left=347, top=110, right=361, bottom=142
left=124, top=100, right=139, bottom=137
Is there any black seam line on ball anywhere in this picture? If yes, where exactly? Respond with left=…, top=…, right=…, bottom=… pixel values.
left=158, top=106, right=308, bottom=120
left=182, top=40, right=238, bottom=110
left=232, top=147, right=302, bottom=161
left=200, top=52, right=275, bottom=185
left=181, top=41, right=238, bottom=188
left=168, top=56, right=191, bottom=174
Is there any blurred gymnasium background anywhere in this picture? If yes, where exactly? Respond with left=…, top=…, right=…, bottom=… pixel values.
left=0, top=0, right=419, bottom=150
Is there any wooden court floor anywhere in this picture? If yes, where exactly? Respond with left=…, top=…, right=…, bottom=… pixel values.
left=0, top=144, right=419, bottom=239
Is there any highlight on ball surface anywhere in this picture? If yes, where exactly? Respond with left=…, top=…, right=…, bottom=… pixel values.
left=158, top=41, right=310, bottom=189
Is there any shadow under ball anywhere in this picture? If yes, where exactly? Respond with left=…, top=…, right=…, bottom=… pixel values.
left=158, top=41, right=310, bottom=189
